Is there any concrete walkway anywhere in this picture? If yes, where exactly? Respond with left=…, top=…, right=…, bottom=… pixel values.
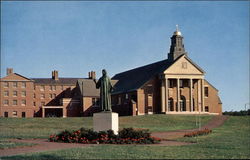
left=0, top=115, right=229, bottom=157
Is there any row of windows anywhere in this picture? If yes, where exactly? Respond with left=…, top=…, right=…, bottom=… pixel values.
left=3, top=100, right=47, bottom=107
left=35, top=85, right=70, bottom=91
left=3, top=99, right=26, bottom=106
left=4, top=91, right=26, bottom=97
left=34, top=93, right=57, bottom=99
left=4, top=111, right=26, bottom=117
left=3, top=82, right=26, bottom=88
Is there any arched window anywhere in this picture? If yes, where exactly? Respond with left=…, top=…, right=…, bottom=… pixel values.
left=168, top=98, right=174, bottom=111
left=180, top=96, right=186, bottom=111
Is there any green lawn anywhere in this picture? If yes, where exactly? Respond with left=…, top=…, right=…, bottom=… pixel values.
left=0, top=139, right=35, bottom=149
left=1, top=116, right=249, bottom=159
left=0, top=115, right=212, bottom=139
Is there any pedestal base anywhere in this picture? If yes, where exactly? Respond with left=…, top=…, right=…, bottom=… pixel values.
left=93, top=112, right=119, bottom=135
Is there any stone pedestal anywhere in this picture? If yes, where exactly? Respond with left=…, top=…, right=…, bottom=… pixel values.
left=93, top=112, right=119, bottom=135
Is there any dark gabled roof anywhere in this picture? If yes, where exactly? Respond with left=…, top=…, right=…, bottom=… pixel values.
left=77, top=79, right=118, bottom=97
left=111, top=55, right=205, bottom=94
left=32, top=78, right=83, bottom=85
left=77, top=79, right=99, bottom=97
left=111, top=58, right=174, bottom=94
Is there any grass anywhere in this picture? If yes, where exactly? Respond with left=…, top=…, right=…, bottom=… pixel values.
left=0, top=139, right=35, bottom=149
left=0, top=115, right=212, bottom=139
left=1, top=116, right=249, bottom=159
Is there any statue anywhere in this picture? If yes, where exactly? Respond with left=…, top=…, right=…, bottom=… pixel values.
left=94, top=69, right=113, bottom=112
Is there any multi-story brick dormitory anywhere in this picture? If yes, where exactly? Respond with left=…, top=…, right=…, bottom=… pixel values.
left=0, top=28, right=222, bottom=117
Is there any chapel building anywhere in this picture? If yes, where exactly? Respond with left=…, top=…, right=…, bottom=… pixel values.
left=111, top=28, right=222, bottom=115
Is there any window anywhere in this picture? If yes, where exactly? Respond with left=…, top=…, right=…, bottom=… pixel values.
left=148, top=94, right=153, bottom=107
left=33, top=85, right=36, bottom=90
left=12, top=111, right=17, bottom=117
left=168, top=98, right=174, bottom=111
left=3, top=100, right=9, bottom=106
left=21, top=82, right=26, bottom=88
left=118, top=96, right=121, bottom=105
left=4, top=91, right=9, bottom=97
left=125, top=94, right=128, bottom=99
left=180, top=80, right=184, bottom=88
left=168, top=79, right=175, bottom=88
left=61, top=85, right=63, bottom=90
left=205, top=87, right=209, bottom=97
left=13, top=82, right=18, bottom=88
left=50, top=94, right=53, bottom=99
left=21, top=100, right=26, bottom=106
left=50, top=85, right=56, bottom=91
left=4, top=112, right=8, bottom=117
left=40, top=85, right=45, bottom=91
left=13, top=100, right=17, bottom=106
left=33, top=93, right=36, bottom=98
left=41, top=93, right=45, bottom=99
left=22, top=112, right=26, bottom=118
left=33, top=102, right=36, bottom=106
left=4, top=82, right=9, bottom=88
left=13, top=91, right=17, bottom=97
left=21, top=91, right=26, bottom=97
left=205, top=106, right=209, bottom=112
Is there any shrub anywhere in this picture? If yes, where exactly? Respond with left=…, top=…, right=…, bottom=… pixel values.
left=49, top=128, right=161, bottom=144
left=184, top=128, right=212, bottom=137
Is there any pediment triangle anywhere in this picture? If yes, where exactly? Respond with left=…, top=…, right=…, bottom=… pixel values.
left=164, top=55, right=204, bottom=75
left=1, top=73, right=32, bottom=81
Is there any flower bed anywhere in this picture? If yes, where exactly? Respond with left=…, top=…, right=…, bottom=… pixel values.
left=49, top=128, right=161, bottom=144
left=184, top=128, right=212, bottom=137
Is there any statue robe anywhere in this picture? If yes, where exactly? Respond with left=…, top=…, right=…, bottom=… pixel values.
left=96, top=75, right=112, bottom=111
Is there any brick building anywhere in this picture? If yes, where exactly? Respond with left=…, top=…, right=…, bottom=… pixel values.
left=111, top=28, right=222, bottom=115
left=0, top=28, right=222, bottom=117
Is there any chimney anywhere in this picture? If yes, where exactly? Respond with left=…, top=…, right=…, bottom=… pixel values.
left=7, top=68, right=13, bottom=75
left=52, top=70, right=59, bottom=80
left=88, top=71, right=96, bottom=79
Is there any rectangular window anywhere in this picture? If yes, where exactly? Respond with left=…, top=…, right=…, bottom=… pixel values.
left=21, top=82, right=26, bottom=88
left=21, top=91, right=26, bottom=97
left=40, top=85, right=45, bottom=91
left=34, top=85, right=36, bottom=90
left=4, top=112, right=8, bottom=117
left=4, top=91, right=9, bottom=97
left=118, top=96, right=121, bottom=105
left=50, top=94, right=53, bottom=99
left=205, top=106, right=209, bottom=112
left=182, top=62, right=187, bottom=69
left=33, top=101, right=36, bottom=106
left=41, top=93, right=45, bottom=99
left=205, top=87, right=209, bottom=97
left=13, top=91, right=18, bottom=97
left=180, top=80, right=184, bottom=88
left=148, top=94, right=153, bottom=107
left=4, top=100, right=9, bottom=106
left=13, top=100, right=17, bottom=106
left=12, top=111, right=17, bottom=117
left=4, top=82, right=9, bottom=88
left=21, top=100, right=26, bottom=106
left=22, top=112, right=26, bottom=118
left=13, top=82, right=18, bottom=88
left=125, top=94, right=128, bottom=99
left=50, top=85, right=56, bottom=91
left=33, top=93, right=36, bottom=98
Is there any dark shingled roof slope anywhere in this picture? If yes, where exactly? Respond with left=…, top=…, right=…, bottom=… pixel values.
left=32, top=78, right=83, bottom=85
left=77, top=79, right=100, bottom=97
left=77, top=79, right=118, bottom=97
left=112, top=58, right=173, bottom=94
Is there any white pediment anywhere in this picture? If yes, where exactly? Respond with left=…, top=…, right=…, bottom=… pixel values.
left=164, top=56, right=204, bottom=75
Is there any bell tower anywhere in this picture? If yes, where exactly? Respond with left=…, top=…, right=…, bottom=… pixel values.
left=168, top=25, right=187, bottom=61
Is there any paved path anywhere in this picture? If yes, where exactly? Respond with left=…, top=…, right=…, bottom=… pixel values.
left=0, top=115, right=229, bottom=157
left=151, top=115, right=229, bottom=140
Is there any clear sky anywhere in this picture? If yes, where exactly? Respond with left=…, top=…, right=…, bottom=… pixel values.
left=1, top=1, right=249, bottom=112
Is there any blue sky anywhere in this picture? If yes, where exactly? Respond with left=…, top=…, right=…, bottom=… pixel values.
left=1, top=1, right=249, bottom=111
